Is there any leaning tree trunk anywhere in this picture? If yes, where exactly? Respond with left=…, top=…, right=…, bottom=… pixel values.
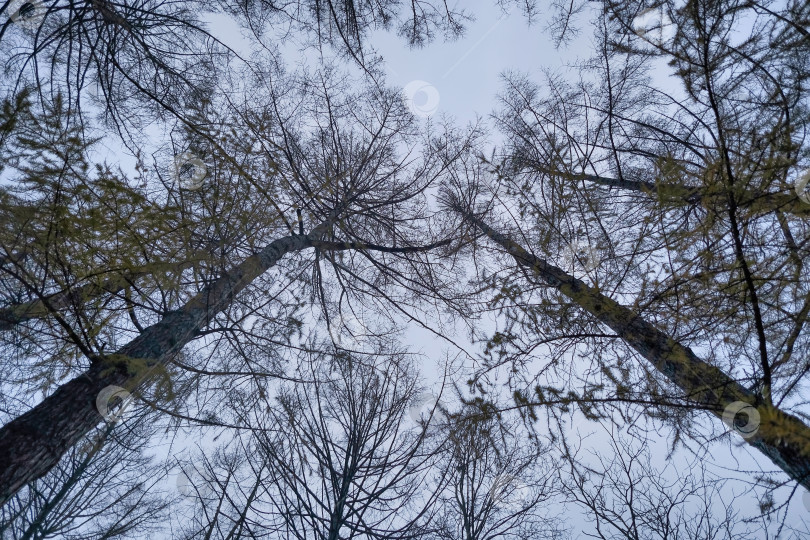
left=527, top=166, right=810, bottom=217
left=454, top=204, right=810, bottom=490
left=0, top=258, right=203, bottom=332
left=0, top=232, right=317, bottom=506
left=0, top=272, right=142, bottom=332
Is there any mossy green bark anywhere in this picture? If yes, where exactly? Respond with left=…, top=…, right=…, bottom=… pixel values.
left=0, top=233, right=313, bottom=506
left=460, top=207, right=810, bottom=490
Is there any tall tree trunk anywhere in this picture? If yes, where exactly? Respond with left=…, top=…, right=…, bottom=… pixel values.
left=454, top=204, right=810, bottom=490
left=0, top=232, right=315, bottom=506
left=528, top=166, right=810, bottom=217
left=0, top=260, right=202, bottom=332
left=0, top=274, right=136, bottom=332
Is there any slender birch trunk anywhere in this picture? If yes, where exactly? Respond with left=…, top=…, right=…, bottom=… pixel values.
left=454, top=204, right=810, bottom=490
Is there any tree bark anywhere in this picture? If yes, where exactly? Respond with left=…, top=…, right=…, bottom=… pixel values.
left=531, top=167, right=810, bottom=217
left=0, top=232, right=315, bottom=506
left=454, top=204, right=810, bottom=490
left=0, top=274, right=135, bottom=332
left=0, top=259, right=203, bottom=332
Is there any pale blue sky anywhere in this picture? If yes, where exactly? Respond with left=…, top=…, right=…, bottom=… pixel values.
left=373, top=0, right=593, bottom=129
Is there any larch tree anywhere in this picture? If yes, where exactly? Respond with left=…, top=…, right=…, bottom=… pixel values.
left=251, top=349, right=445, bottom=540
left=430, top=407, right=563, bottom=540
left=0, top=416, right=172, bottom=539
left=1, top=0, right=810, bottom=536
left=0, top=63, right=467, bottom=505
left=443, top=0, right=810, bottom=501
left=559, top=424, right=741, bottom=539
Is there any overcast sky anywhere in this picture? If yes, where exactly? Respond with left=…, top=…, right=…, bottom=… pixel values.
left=85, top=2, right=810, bottom=533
